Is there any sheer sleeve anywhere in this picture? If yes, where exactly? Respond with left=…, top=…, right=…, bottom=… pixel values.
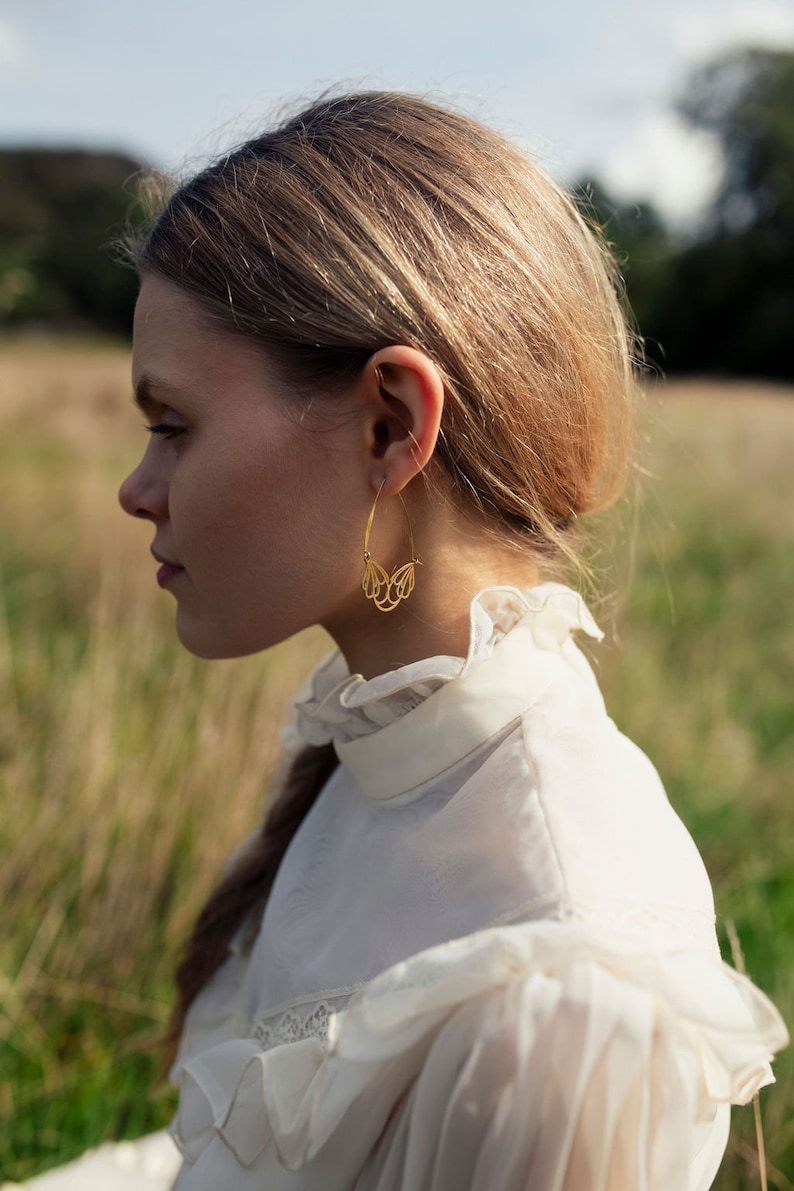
left=171, top=923, right=787, bottom=1191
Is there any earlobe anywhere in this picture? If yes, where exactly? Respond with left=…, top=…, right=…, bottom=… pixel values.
left=366, top=345, right=445, bottom=495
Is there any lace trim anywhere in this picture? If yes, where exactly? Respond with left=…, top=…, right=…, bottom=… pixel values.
left=247, top=897, right=715, bottom=1054
left=492, top=893, right=717, bottom=953
left=249, top=988, right=360, bottom=1053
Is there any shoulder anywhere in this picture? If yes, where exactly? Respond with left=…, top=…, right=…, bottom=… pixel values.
left=170, top=920, right=787, bottom=1189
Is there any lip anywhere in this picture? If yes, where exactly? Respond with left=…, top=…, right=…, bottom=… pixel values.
left=151, top=548, right=185, bottom=588
left=156, top=562, right=185, bottom=588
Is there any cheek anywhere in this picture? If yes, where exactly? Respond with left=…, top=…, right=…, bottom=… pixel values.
left=170, top=436, right=310, bottom=561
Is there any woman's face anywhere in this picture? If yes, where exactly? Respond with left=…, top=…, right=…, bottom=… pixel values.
left=119, top=274, right=368, bottom=658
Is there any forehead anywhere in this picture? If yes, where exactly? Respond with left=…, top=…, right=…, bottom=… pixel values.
left=132, top=274, right=272, bottom=395
left=133, top=275, right=214, bottom=373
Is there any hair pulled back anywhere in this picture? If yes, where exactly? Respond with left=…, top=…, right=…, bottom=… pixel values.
left=134, top=92, right=637, bottom=1068
left=136, top=90, right=635, bottom=562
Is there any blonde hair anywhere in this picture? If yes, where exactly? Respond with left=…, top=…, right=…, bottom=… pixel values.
left=134, top=91, right=635, bottom=570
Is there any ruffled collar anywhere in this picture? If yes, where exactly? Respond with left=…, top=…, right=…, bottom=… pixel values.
left=297, top=586, right=540, bottom=748
left=295, top=584, right=602, bottom=803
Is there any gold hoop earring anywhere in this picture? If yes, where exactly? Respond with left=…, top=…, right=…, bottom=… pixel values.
left=362, top=480, right=421, bottom=612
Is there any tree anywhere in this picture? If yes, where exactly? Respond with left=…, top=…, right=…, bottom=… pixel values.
left=0, top=149, right=144, bottom=335
left=680, top=47, right=794, bottom=233
left=573, top=179, right=673, bottom=369
left=574, top=49, right=794, bottom=379
left=660, top=47, right=794, bottom=377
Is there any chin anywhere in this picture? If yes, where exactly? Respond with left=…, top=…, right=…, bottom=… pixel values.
left=174, top=608, right=300, bottom=660
left=174, top=610, right=242, bottom=660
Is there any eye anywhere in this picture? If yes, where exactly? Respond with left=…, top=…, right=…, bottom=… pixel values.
left=145, top=422, right=188, bottom=441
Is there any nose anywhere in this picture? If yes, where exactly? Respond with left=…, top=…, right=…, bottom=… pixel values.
left=118, top=445, right=169, bottom=521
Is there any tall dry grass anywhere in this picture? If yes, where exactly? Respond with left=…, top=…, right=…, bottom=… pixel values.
left=0, top=341, right=330, bottom=1179
left=1, top=342, right=792, bottom=1187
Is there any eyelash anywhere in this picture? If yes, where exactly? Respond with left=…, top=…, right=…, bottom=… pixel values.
left=145, top=424, right=187, bottom=441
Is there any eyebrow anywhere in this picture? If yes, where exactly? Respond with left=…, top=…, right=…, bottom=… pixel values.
left=131, top=375, right=184, bottom=414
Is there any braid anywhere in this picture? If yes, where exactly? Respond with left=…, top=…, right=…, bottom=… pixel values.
left=160, top=742, right=339, bottom=1072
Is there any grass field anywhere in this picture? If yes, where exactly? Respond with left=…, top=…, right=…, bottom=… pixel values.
left=1, top=341, right=792, bottom=1188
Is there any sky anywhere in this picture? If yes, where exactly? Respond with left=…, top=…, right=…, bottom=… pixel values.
left=1, top=0, right=794, bottom=227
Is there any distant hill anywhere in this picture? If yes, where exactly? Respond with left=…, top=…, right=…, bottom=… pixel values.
left=0, top=147, right=146, bottom=336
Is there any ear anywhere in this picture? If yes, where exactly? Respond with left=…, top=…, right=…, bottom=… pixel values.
left=364, top=345, right=445, bottom=496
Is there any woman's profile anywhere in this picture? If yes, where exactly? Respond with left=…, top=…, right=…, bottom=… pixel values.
left=43, top=91, right=790, bottom=1189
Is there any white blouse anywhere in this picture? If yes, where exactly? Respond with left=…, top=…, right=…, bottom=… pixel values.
left=168, top=584, right=787, bottom=1191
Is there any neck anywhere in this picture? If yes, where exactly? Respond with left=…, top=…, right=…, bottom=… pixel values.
left=325, top=518, right=541, bottom=680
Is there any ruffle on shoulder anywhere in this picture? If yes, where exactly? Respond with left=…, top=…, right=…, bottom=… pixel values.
left=170, top=922, right=787, bottom=1190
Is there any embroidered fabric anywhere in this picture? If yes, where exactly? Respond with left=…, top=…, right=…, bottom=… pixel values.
left=251, top=1002, right=334, bottom=1052
left=498, top=891, right=719, bottom=953
left=245, top=891, right=718, bottom=1060
left=249, top=991, right=357, bottom=1054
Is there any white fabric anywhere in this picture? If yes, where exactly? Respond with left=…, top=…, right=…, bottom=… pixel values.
left=169, top=583, right=787, bottom=1191
left=4, top=1132, right=181, bottom=1191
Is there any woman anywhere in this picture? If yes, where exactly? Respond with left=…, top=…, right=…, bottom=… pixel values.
left=114, top=92, right=785, bottom=1189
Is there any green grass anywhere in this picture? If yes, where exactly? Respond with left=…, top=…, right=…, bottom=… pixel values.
left=595, top=384, right=794, bottom=1189
left=1, top=353, right=792, bottom=1188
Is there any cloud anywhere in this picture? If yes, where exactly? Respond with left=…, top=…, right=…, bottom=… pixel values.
left=671, top=0, right=794, bottom=64
left=600, top=109, right=724, bottom=226
left=593, top=0, right=794, bottom=225
left=0, top=15, right=25, bottom=72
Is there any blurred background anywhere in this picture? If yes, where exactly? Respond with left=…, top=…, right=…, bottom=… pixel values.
left=1, top=2, right=793, bottom=1188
